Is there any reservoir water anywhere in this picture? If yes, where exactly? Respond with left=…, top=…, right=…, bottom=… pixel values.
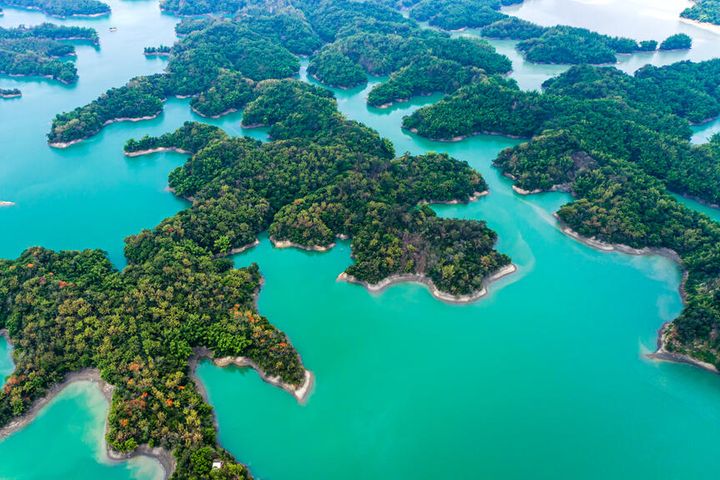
left=2, top=0, right=720, bottom=479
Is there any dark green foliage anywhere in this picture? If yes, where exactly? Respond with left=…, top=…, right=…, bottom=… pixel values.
left=516, top=26, right=644, bottom=64
left=307, top=49, right=367, bottom=88
left=48, top=75, right=169, bottom=145
left=159, top=0, right=245, bottom=15
left=0, top=88, right=21, bottom=97
left=124, top=121, right=228, bottom=156
left=480, top=18, right=657, bottom=64
left=1, top=0, right=109, bottom=17
left=166, top=21, right=299, bottom=96
left=660, top=33, right=693, bottom=50
left=46, top=19, right=300, bottom=144
left=309, top=31, right=510, bottom=89
left=544, top=62, right=720, bottom=124
left=404, top=76, right=557, bottom=139
left=480, top=17, right=545, bottom=39
left=367, top=57, right=482, bottom=107
left=409, top=0, right=507, bottom=30
left=0, top=24, right=96, bottom=83
left=681, top=0, right=720, bottom=25
left=238, top=12, right=323, bottom=55
left=301, top=0, right=410, bottom=41
left=190, top=70, right=256, bottom=117
left=439, top=59, right=720, bottom=368
left=638, top=40, right=658, bottom=51
left=144, top=45, right=171, bottom=55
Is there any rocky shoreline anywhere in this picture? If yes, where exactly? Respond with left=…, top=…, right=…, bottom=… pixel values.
left=647, top=322, right=719, bottom=374
left=270, top=236, right=335, bottom=252
left=192, top=348, right=314, bottom=404
left=124, top=146, right=191, bottom=157
left=50, top=115, right=161, bottom=148
left=549, top=214, right=720, bottom=373
left=337, top=263, right=517, bottom=304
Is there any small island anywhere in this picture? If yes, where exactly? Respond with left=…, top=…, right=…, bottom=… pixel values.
left=143, top=45, right=172, bottom=57
left=659, top=33, right=693, bottom=50
left=0, top=88, right=21, bottom=98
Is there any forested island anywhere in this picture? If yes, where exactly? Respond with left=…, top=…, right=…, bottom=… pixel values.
left=405, top=58, right=720, bottom=370
left=397, top=0, right=665, bottom=64
left=47, top=19, right=302, bottom=146
left=0, top=87, right=20, bottom=98
left=3, top=73, right=512, bottom=479
left=659, top=33, right=693, bottom=50
left=0, top=0, right=110, bottom=17
left=47, top=0, right=515, bottom=144
left=0, top=23, right=97, bottom=84
left=681, top=0, right=720, bottom=26
left=144, top=45, right=172, bottom=57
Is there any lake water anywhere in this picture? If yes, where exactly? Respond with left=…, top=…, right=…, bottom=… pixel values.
left=2, top=0, right=720, bottom=479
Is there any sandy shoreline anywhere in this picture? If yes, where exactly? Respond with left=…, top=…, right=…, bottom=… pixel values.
left=270, top=236, right=335, bottom=252
left=225, top=239, right=260, bottom=255
left=191, top=106, right=238, bottom=119
left=420, top=190, right=489, bottom=205
left=407, top=127, right=526, bottom=142
left=192, top=348, right=314, bottom=404
left=125, top=147, right=191, bottom=157
left=337, top=263, right=517, bottom=304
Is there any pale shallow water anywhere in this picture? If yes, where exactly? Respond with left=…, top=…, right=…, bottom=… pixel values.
left=2, top=1, right=720, bottom=479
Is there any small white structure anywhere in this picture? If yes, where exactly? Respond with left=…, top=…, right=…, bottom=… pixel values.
left=212, top=460, right=223, bottom=470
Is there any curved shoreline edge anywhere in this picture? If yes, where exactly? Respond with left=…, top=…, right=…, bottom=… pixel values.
left=0, top=332, right=313, bottom=479
left=124, top=146, right=191, bottom=157
left=337, top=263, right=518, bottom=304
left=49, top=114, right=162, bottom=149
left=193, top=348, right=314, bottom=404
left=550, top=213, right=719, bottom=374
left=0, top=363, right=176, bottom=478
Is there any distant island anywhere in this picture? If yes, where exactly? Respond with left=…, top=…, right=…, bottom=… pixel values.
left=0, top=23, right=98, bottom=84
left=0, top=0, right=110, bottom=17
left=144, top=45, right=172, bottom=57
left=0, top=88, right=21, bottom=98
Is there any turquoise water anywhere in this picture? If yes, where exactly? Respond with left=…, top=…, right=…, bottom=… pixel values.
left=0, top=382, right=163, bottom=479
left=2, top=0, right=720, bottom=479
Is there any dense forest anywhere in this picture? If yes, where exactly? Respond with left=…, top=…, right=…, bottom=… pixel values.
left=47, top=19, right=301, bottom=145
left=0, top=24, right=97, bottom=84
left=659, top=33, right=693, bottom=50
left=48, top=0, right=673, bottom=144
left=3, top=74, right=510, bottom=479
left=308, top=32, right=511, bottom=88
left=406, top=58, right=720, bottom=369
left=681, top=0, right=720, bottom=26
left=0, top=0, right=110, bottom=17
left=480, top=18, right=661, bottom=64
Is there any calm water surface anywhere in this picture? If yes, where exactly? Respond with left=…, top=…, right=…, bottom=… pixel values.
left=2, top=1, right=720, bottom=479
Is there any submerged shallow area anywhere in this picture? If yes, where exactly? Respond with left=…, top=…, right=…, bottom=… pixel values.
left=2, top=0, right=720, bottom=478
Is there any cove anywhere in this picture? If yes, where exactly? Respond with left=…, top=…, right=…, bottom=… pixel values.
left=2, top=0, right=720, bottom=479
